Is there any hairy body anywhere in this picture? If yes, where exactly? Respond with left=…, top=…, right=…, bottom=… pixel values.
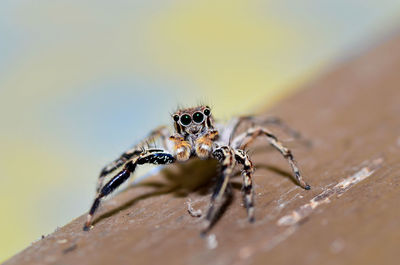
left=83, top=105, right=310, bottom=233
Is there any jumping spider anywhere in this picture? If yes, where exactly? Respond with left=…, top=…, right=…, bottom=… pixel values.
left=83, top=105, right=310, bottom=232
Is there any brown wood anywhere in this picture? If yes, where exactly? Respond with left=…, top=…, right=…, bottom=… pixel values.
left=5, top=33, right=400, bottom=265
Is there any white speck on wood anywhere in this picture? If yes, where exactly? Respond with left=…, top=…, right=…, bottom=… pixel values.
left=330, top=238, right=345, bottom=253
left=206, top=234, right=218, bottom=250
left=57, top=239, right=68, bottom=244
left=277, top=158, right=383, bottom=226
left=187, top=199, right=202, bottom=217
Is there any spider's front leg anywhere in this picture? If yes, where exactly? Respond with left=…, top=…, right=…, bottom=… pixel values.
left=234, top=149, right=255, bottom=222
left=83, top=149, right=175, bottom=231
left=96, top=126, right=170, bottom=192
left=232, top=127, right=310, bottom=190
left=202, top=146, right=236, bottom=233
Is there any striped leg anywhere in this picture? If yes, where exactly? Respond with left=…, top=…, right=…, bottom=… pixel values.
left=234, top=149, right=255, bottom=222
left=228, top=116, right=304, bottom=144
left=84, top=149, right=175, bottom=231
left=202, top=146, right=236, bottom=233
left=96, top=126, right=170, bottom=192
left=232, top=127, right=310, bottom=190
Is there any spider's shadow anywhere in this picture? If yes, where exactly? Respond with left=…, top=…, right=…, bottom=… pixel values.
left=93, top=159, right=220, bottom=226
left=92, top=157, right=300, bottom=230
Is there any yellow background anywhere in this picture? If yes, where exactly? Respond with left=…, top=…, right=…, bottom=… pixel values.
left=1, top=0, right=400, bottom=261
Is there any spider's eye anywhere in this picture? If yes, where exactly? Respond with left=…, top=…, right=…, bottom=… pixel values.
left=192, top=112, right=204, bottom=123
left=204, top=108, right=211, bottom=116
left=180, top=114, right=192, bottom=126
left=173, top=115, right=179, bottom=122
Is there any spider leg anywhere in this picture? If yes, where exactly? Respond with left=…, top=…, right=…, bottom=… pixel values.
left=83, top=149, right=175, bottom=231
left=232, top=127, right=310, bottom=190
left=228, top=116, right=305, bottom=145
left=202, top=146, right=236, bottom=234
left=97, top=126, right=170, bottom=192
left=234, top=149, right=255, bottom=222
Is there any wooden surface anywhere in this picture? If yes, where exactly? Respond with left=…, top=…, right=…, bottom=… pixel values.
left=4, top=34, right=400, bottom=265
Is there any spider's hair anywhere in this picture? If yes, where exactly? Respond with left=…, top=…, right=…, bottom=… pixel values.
left=171, top=103, right=212, bottom=114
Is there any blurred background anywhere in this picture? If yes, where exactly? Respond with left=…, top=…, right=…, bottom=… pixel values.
left=1, top=0, right=400, bottom=262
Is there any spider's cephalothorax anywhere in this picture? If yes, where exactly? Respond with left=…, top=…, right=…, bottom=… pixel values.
left=170, top=106, right=218, bottom=161
left=83, top=105, right=311, bottom=233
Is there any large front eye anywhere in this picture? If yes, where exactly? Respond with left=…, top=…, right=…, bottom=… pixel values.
left=180, top=114, right=192, bottom=126
left=192, top=112, right=204, bottom=123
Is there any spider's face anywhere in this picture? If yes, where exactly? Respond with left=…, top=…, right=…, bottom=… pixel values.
left=172, top=106, right=213, bottom=136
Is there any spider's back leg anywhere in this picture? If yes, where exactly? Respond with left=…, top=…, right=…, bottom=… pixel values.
left=227, top=116, right=307, bottom=145
left=232, top=127, right=310, bottom=190
left=96, top=126, right=170, bottom=192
